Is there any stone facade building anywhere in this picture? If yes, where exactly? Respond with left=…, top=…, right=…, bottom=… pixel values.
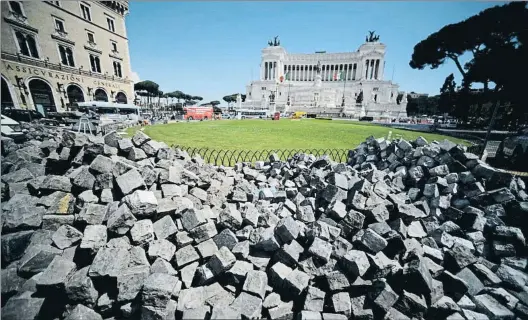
left=1, top=1, right=133, bottom=114
left=242, top=35, right=407, bottom=119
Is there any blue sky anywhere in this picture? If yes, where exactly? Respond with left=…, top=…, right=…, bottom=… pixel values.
left=127, top=1, right=501, bottom=106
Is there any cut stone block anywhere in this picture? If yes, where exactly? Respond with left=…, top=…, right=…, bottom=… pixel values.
left=152, top=215, right=178, bottom=240
left=243, top=270, right=268, bottom=299
left=79, top=225, right=107, bottom=254
left=148, top=239, right=176, bottom=261
left=130, top=220, right=154, bottom=246
left=35, top=256, right=76, bottom=291
left=174, top=245, right=200, bottom=268
left=51, top=225, right=83, bottom=250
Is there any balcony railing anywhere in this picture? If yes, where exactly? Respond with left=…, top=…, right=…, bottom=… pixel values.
left=1, top=52, right=131, bottom=84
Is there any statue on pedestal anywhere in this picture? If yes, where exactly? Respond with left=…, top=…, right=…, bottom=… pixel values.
left=316, top=61, right=322, bottom=74
left=268, top=36, right=281, bottom=47
left=236, top=94, right=242, bottom=109
left=366, top=31, right=380, bottom=43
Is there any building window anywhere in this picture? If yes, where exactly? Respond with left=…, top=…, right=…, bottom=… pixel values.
left=113, top=61, right=122, bottom=77
left=54, top=18, right=65, bottom=33
left=89, top=54, right=101, bottom=73
left=58, top=44, right=75, bottom=67
left=111, top=41, right=118, bottom=53
left=87, top=32, right=95, bottom=44
left=9, top=1, right=24, bottom=16
left=14, top=30, right=39, bottom=58
left=107, top=17, right=115, bottom=32
left=80, top=3, right=91, bottom=21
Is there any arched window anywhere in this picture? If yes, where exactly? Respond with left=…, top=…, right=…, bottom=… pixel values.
left=115, top=92, right=127, bottom=104
left=1, top=77, right=15, bottom=108
left=66, top=84, right=84, bottom=105
left=29, top=79, right=56, bottom=113
left=94, top=88, right=108, bottom=102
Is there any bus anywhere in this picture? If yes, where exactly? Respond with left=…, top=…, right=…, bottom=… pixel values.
left=235, top=109, right=269, bottom=119
left=75, top=101, right=140, bottom=125
left=183, top=106, right=213, bottom=120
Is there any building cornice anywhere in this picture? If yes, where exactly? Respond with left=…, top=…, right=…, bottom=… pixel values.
left=1, top=51, right=132, bottom=85
left=84, top=46, right=103, bottom=54
left=4, top=17, right=39, bottom=33
left=109, top=53, right=123, bottom=61
left=51, top=34, right=75, bottom=46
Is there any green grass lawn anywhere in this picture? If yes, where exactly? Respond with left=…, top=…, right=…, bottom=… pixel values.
left=126, top=119, right=469, bottom=150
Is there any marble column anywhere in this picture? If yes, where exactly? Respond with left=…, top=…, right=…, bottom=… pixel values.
left=365, top=60, right=369, bottom=80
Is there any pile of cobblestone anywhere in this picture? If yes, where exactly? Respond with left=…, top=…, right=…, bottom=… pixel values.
left=1, top=127, right=528, bottom=320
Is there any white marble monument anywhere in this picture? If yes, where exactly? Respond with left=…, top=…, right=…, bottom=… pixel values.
left=241, top=32, right=407, bottom=119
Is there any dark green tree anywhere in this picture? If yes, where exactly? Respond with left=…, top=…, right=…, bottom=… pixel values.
left=210, top=100, right=221, bottom=107
left=223, top=95, right=235, bottom=109
left=213, top=106, right=222, bottom=114
left=410, top=2, right=528, bottom=125
left=134, top=80, right=159, bottom=107
left=406, top=94, right=418, bottom=116
left=438, top=73, right=457, bottom=115
left=171, top=91, right=184, bottom=106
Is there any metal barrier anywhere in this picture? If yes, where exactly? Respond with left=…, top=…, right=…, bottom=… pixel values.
left=173, top=146, right=349, bottom=167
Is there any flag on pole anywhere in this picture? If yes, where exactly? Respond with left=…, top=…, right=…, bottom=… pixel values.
left=280, top=71, right=290, bottom=83
left=333, top=71, right=346, bottom=81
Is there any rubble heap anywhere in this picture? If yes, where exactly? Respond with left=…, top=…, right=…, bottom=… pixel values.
left=1, top=128, right=528, bottom=320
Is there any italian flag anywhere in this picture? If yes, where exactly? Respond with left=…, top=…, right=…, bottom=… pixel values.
left=280, top=71, right=290, bottom=83
left=333, top=71, right=346, bottom=81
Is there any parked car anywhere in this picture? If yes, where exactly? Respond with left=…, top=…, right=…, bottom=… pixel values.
left=495, top=127, right=528, bottom=170
left=1, top=115, right=26, bottom=142
left=359, top=116, right=374, bottom=122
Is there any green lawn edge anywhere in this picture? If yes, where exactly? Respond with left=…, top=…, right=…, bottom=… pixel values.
left=125, top=119, right=470, bottom=151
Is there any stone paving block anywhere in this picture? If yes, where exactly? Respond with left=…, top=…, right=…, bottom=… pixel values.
left=35, top=256, right=76, bottom=291
left=130, top=220, right=154, bottom=246
left=174, top=244, right=200, bottom=268
left=80, top=225, right=107, bottom=254
left=230, top=291, right=263, bottom=319
left=147, top=239, right=176, bottom=261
